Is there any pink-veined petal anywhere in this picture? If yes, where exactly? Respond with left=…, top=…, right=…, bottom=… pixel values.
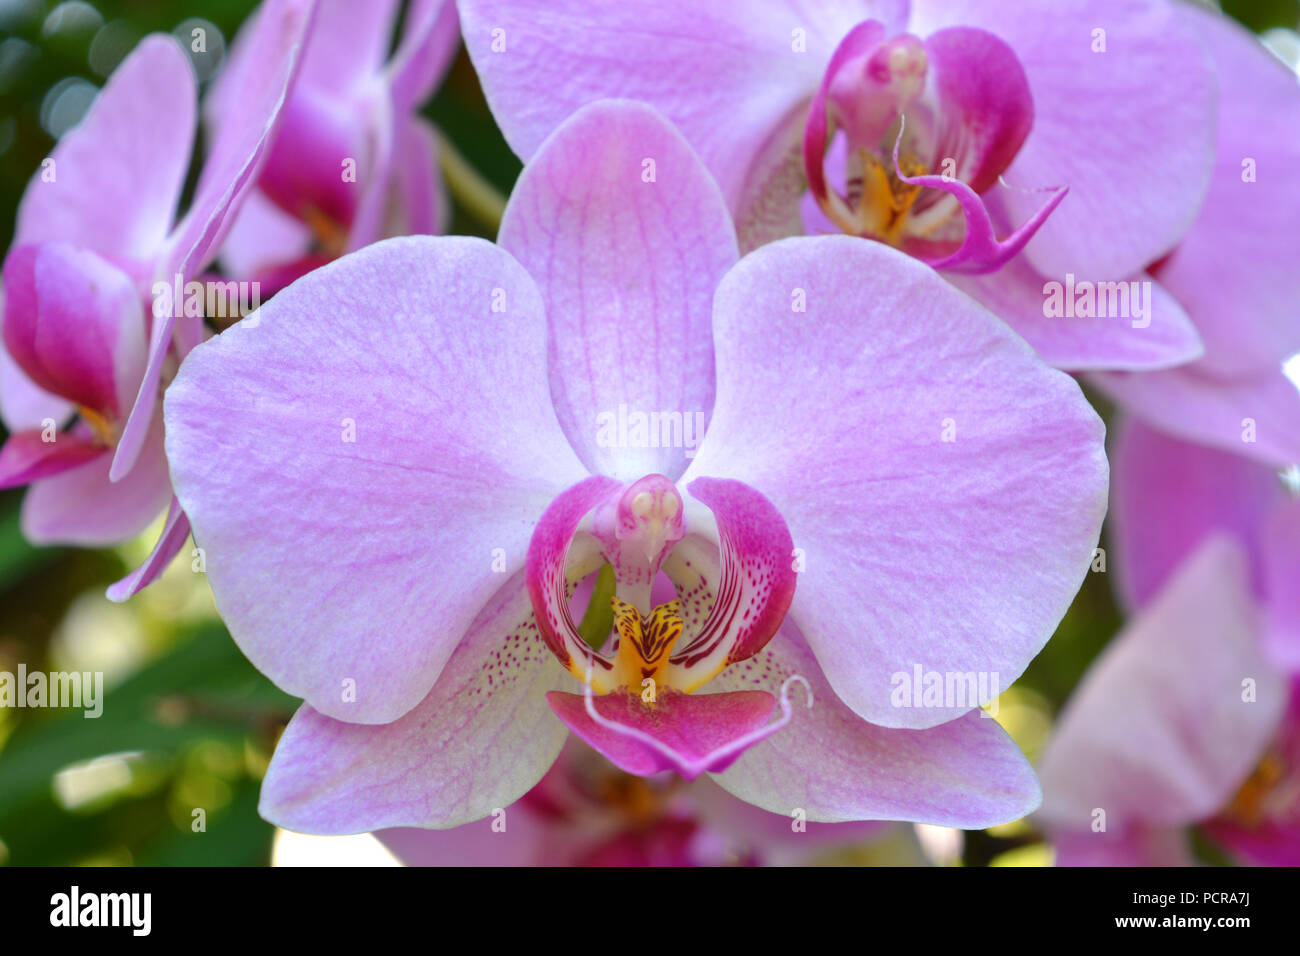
left=259, top=572, right=574, bottom=833
left=686, top=235, right=1107, bottom=729
left=459, top=0, right=899, bottom=210
left=709, top=620, right=1041, bottom=827
left=497, top=100, right=738, bottom=480
left=1154, top=5, right=1300, bottom=378
left=164, top=236, right=588, bottom=724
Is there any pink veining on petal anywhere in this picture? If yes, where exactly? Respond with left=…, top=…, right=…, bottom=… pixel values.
left=665, top=477, right=797, bottom=687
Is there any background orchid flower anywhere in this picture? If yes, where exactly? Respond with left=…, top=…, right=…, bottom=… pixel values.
left=1036, top=538, right=1295, bottom=866
left=0, top=1, right=312, bottom=600
left=1090, top=4, right=1300, bottom=471
left=212, top=0, right=459, bottom=294
left=377, top=738, right=891, bottom=866
left=459, top=0, right=1214, bottom=373
left=1110, top=418, right=1300, bottom=676
left=163, top=100, right=1106, bottom=833
left=1036, top=417, right=1300, bottom=865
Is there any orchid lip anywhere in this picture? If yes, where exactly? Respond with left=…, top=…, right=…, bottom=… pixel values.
left=526, top=473, right=801, bottom=777
left=562, top=672, right=813, bottom=781
left=803, top=19, right=1062, bottom=274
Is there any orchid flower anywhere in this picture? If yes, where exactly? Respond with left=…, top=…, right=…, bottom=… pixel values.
left=0, top=1, right=313, bottom=599
left=459, top=0, right=1215, bottom=372
left=163, top=100, right=1106, bottom=832
left=213, top=0, right=460, bottom=294
left=1037, top=419, right=1300, bottom=865
left=377, top=739, right=890, bottom=866
left=1090, top=4, right=1300, bottom=471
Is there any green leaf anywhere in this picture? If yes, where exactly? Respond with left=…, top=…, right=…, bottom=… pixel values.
left=0, top=622, right=295, bottom=816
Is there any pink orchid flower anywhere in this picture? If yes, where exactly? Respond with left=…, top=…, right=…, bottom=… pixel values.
left=1037, top=420, right=1300, bottom=865
left=163, top=100, right=1106, bottom=832
left=1090, top=5, right=1300, bottom=471
left=377, top=739, right=890, bottom=866
left=459, top=0, right=1217, bottom=372
left=213, top=0, right=460, bottom=294
left=0, top=1, right=314, bottom=598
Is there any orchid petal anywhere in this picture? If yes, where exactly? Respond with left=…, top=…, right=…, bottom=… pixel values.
left=1261, top=504, right=1300, bottom=675
left=260, top=573, right=575, bottom=833
left=710, top=621, right=1041, bottom=827
left=497, top=100, right=738, bottom=480
left=546, top=684, right=790, bottom=781
left=1051, top=825, right=1193, bottom=867
left=215, top=189, right=313, bottom=282
left=116, top=0, right=313, bottom=483
left=164, top=236, right=588, bottom=723
left=389, top=117, right=447, bottom=237
left=1110, top=417, right=1281, bottom=612
left=947, top=257, right=1202, bottom=371
left=686, top=235, right=1107, bottom=729
left=1091, top=364, right=1300, bottom=472
left=459, top=0, right=898, bottom=210
left=20, top=411, right=169, bottom=546
left=2, top=242, right=145, bottom=420
left=1154, top=5, right=1300, bottom=378
left=14, top=35, right=195, bottom=267
left=388, top=0, right=460, bottom=116
left=105, top=497, right=191, bottom=603
left=0, top=427, right=104, bottom=488
left=1036, top=537, right=1286, bottom=831
left=0, top=345, right=71, bottom=433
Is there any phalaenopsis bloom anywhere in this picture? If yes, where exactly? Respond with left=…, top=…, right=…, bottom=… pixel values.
left=460, top=0, right=1220, bottom=371
left=1037, top=420, right=1300, bottom=865
left=0, top=0, right=313, bottom=598
left=164, top=100, right=1106, bottom=832
left=1088, top=5, right=1300, bottom=469
left=214, top=0, right=460, bottom=293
